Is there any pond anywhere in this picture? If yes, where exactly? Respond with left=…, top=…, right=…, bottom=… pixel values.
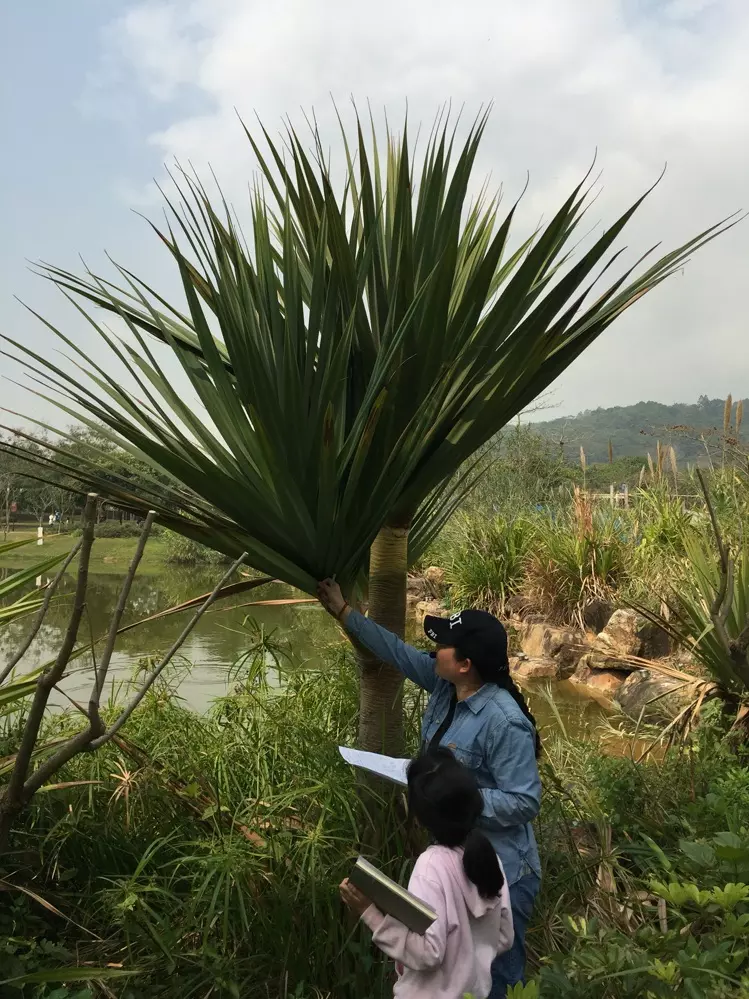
left=1, top=565, right=613, bottom=741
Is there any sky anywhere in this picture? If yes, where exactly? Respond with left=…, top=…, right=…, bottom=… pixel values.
left=1, top=0, right=747, bottom=430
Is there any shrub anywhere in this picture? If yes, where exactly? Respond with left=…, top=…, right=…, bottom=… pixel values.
left=525, top=493, right=630, bottom=625
left=439, top=512, right=534, bottom=614
left=162, top=529, right=233, bottom=565
left=94, top=519, right=151, bottom=538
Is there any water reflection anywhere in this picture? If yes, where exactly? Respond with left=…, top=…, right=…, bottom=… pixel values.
left=1, top=566, right=611, bottom=737
left=0, top=568, right=339, bottom=711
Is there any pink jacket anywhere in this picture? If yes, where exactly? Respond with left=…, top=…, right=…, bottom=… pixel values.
left=361, top=845, right=514, bottom=999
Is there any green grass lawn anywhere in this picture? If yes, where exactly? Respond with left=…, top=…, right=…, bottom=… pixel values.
left=0, top=531, right=172, bottom=574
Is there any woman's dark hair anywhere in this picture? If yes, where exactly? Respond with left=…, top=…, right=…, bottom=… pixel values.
left=406, top=747, right=504, bottom=900
left=456, top=644, right=542, bottom=758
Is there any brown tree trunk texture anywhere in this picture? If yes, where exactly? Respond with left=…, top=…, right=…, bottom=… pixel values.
left=356, top=523, right=409, bottom=756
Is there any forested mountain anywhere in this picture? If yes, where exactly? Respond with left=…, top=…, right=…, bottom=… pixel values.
left=530, top=395, right=747, bottom=463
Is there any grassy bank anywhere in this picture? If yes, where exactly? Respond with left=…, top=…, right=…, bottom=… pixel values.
left=1, top=533, right=183, bottom=574
left=1, top=640, right=748, bottom=998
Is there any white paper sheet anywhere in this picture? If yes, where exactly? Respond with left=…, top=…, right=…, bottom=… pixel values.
left=338, top=746, right=409, bottom=786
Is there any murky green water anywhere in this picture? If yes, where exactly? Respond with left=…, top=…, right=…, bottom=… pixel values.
left=1, top=566, right=611, bottom=739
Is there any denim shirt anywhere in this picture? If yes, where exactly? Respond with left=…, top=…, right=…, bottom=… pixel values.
left=345, top=610, right=542, bottom=887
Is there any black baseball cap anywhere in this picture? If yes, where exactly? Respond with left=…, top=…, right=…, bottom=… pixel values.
left=424, top=609, right=509, bottom=679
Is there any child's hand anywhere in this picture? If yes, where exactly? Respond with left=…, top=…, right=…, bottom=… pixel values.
left=339, top=878, right=372, bottom=917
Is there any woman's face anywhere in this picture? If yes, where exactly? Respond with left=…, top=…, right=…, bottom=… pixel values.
left=434, top=645, right=472, bottom=684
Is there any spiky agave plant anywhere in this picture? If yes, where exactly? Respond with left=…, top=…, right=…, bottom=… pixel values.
left=0, top=109, right=737, bottom=751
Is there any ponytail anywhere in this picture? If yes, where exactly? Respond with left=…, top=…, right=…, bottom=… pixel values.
left=462, top=827, right=504, bottom=899
left=495, top=673, right=542, bottom=758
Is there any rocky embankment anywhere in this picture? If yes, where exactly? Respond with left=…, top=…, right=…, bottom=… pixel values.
left=408, top=569, right=705, bottom=725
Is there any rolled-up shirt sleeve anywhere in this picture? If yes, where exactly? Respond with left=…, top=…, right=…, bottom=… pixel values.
left=344, top=610, right=437, bottom=692
left=480, top=718, right=541, bottom=828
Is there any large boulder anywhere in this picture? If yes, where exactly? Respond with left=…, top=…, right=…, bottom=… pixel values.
left=510, top=655, right=560, bottom=680
left=520, top=623, right=585, bottom=678
left=576, top=650, right=635, bottom=674
left=570, top=661, right=629, bottom=700
left=595, top=609, right=670, bottom=660
left=614, top=669, right=699, bottom=724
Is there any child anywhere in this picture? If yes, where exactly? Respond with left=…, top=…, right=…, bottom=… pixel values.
left=340, top=747, right=514, bottom=999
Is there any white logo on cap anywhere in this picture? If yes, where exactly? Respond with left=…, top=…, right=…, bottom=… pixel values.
left=449, top=613, right=462, bottom=629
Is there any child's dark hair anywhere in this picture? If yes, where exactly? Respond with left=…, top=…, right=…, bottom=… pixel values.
left=406, top=747, right=504, bottom=900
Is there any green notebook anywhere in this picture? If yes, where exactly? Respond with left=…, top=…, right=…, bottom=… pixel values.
left=349, top=856, right=437, bottom=934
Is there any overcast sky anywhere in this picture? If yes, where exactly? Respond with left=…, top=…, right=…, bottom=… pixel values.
left=1, top=0, right=747, bottom=430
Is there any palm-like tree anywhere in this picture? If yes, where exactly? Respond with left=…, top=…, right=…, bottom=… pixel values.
left=1, top=111, right=734, bottom=752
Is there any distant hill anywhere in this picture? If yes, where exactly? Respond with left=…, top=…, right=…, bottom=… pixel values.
left=529, top=396, right=748, bottom=464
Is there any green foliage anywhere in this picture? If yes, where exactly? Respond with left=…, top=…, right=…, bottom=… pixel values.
left=536, top=897, right=748, bottom=997
left=582, top=455, right=648, bottom=490
left=698, top=466, right=749, bottom=549
left=525, top=503, right=631, bottom=624
left=530, top=714, right=749, bottom=998
left=0, top=647, right=417, bottom=996
left=437, top=512, right=535, bottom=613
left=3, top=110, right=731, bottom=595
left=532, top=396, right=749, bottom=463
left=633, top=523, right=749, bottom=698
left=0, top=895, right=95, bottom=998
left=465, top=423, right=569, bottom=516
left=2, top=640, right=748, bottom=998
left=636, top=483, right=698, bottom=555
left=93, top=520, right=150, bottom=539
left=161, top=529, right=233, bottom=565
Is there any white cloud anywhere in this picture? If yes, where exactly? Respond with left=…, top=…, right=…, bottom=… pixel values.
left=92, top=0, right=749, bottom=415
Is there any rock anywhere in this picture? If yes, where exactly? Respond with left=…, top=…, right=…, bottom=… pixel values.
left=423, top=566, right=446, bottom=596
left=570, top=661, right=628, bottom=700
left=640, top=621, right=671, bottom=659
left=583, top=598, right=614, bottom=633
left=505, top=594, right=540, bottom=619
left=595, top=609, right=671, bottom=660
left=510, top=656, right=560, bottom=680
left=614, top=669, right=700, bottom=724
left=408, top=567, right=447, bottom=604
left=414, top=598, right=444, bottom=625
left=576, top=651, right=635, bottom=674
left=521, top=623, right=585, bottom=678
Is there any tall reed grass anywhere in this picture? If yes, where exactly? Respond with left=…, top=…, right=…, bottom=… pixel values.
left=1, top=630, right=437, bottom=997
left=2, top=642, right=748, bottom=997
left=524, top=492, right=631, bottom=627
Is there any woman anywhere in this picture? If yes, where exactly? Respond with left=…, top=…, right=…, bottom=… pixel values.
left=318, top=580, right=541, bottom=999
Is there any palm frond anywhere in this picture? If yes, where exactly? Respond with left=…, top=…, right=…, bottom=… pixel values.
left=2, top=110, right=738, bottom=595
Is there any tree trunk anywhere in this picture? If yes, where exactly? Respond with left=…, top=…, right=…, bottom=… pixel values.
left=357, top=522, right=409, bottom=755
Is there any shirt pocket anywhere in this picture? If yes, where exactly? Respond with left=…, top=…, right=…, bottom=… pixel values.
left=449, top=745, right=483, bottom=771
